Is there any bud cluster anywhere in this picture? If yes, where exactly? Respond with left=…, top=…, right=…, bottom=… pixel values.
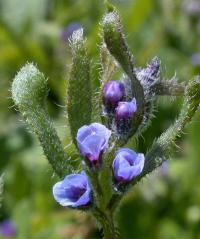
left=103, top=80, right=137, bottom=135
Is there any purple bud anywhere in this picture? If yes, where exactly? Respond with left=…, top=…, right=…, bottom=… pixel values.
left=103, top=81, right=125, bottom=107
left=115, top=98, right=137, bottom=121
left=0, top=220, right=16, bottom=237
left=53, top=173, right=92, bottom=208
left=60, top=23, right=82, bottom=42
left=112, top=148, right=145, bottom=183
left=77, top=123, right=111, bottom=165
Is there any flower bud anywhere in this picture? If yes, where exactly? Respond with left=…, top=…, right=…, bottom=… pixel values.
left=76, top=123, right=111, bottom=167
left=103, top=81, right=125, bottom=107
left=53, top=173, right=92, bottom=208
left=115, top=98, right=137, bottom=121
left=112, top=148, right=145, bottom=183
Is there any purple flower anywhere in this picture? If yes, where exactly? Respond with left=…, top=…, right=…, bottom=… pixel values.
left=115, top=98, right=137, bottom=121
left=60, top=23, right=82, bottom=42
left=103, top=81, right=125, bottom=107
left=112, top=148, right=145, bottom=183
left=77, top=123, right=111, bottom=164
left=0, top=220, right=16, bottom=237
left=53, top=173, right=92, bottom=208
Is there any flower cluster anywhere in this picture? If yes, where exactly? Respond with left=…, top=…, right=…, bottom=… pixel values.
left=103, top=81, right=137, bottom=119
left=53, top=122, right=145, bottom=208
left=53, top=77, right=144, bottom=208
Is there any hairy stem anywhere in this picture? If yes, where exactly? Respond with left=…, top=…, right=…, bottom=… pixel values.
left=151, top=80, right=185, bottom=96
left=142, top=77, right=200, bottom=176
left=93, top=208, right=118, bottom=239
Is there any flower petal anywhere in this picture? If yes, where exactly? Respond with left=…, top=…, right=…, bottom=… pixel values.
left=53, top=182, right=73, bottom=206
left=52, top=173, right=92, bottom=208
left=113, top=148, right=145, bottom=183
left=74, top=186, right=91, bottom=207
left=79, top=134, right=106, bottom=161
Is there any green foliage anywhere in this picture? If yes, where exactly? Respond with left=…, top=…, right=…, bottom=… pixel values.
left=12, top=64, right=72, bottom=178
left=67, top=29, right=92, bottom=146
left=12, top=64, right=48, bottom=108
left=142, top=77, right=200, bottom=178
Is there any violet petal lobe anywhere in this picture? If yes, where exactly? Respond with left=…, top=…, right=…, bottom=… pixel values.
left=53, top=173, right=92, bottom=208
left=113, top=148, right=145, bottom=183
left=103, top=81, right=125, bottom=107
left=77, top=123, right=111, bottom=163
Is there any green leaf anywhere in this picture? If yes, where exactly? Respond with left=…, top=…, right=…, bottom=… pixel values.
left=67, top=29, right=92, bottom=145
left=139, top=76, right=200, bottom=180
left=12, top=63, right=72, bottom=178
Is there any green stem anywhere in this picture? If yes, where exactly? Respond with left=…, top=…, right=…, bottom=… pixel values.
left=93, top=208, right=118, bottom=239
left=151, top=80, right=185, bottom=96
left=87, top=146, right=119, bottom=238
left=141, top=77, right=200, bottom=176
left=86, top=169, right=103, bottom=208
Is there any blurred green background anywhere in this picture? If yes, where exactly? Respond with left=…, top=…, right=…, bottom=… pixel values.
left=0, top=0, right=200, bottom=238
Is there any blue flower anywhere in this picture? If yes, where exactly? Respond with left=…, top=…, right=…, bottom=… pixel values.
left=77, top=123, right=111, bottom=164
left=112, top=148, right=145, bottom=183
left=0, top=220, right=16, bottom=237
left=115, top=98, right=137, bottom=121
left=103, top=81, right=125, bottom=107
left=53, top=173, right=92, bottom=208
